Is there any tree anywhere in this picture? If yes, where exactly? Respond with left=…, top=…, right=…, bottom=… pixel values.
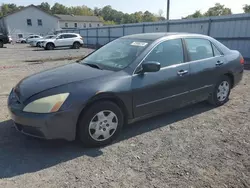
left=243, top=4, right=250, bottom=13
left=38, top=2, right=51, bottom=13
left=204, top=3, right=232, bottom=17
left=68, top=6, right=94, bottom=16
left=142, top=11, right=157, bottom=22
left=51, top=3, right=68, bottom=14
left=0, top=3, right=19, bottom=16
left=158, top=9, right=164, bottom=17
left=185, top=10, right=203, bottom=18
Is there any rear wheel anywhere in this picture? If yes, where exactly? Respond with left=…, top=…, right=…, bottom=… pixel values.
left=45, top=43, right=54, bottom=50
left=78, top=101, right=124, bottom=147
left=208, top=76, right=231, bottom=106
left=72, top=42, right=81, bottom=49
left=0, top=41, right=3, bottom=48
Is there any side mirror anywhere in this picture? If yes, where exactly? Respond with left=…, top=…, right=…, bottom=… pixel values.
left=140, top=61, right=161, bottom=73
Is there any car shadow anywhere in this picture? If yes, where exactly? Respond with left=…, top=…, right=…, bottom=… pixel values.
left=0, top=102, right=214, bottom=178
left=32, top=47, right=82, bottom=51
left=244, top=64, right=250, bottom=70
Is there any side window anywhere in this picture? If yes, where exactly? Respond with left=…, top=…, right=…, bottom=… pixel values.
left=212, top=44, right=222, bottom=56
left=145, top=39, right=184, bottom=68
left=27, top=19, right=32, bottom=26
left=185, top=38, right=213, bottom=61
left=37, top=19, right=42, bottom=26
left=58, top=35, right=64, bottom=39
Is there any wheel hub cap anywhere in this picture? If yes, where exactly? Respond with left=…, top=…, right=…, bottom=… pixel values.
left=217, top=81, right=230, bottom=102
left=89, top=110, right=118, bottom=141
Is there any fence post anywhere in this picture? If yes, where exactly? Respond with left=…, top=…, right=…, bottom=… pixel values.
left=86, top=28, right=88, bottom=48
left=207, top=19, right=212, bottom=36
left=142, top=24, right=145, bottom=33
left=166, top=22, right=170, bottom=32
left=108, top=27, right=111, bottom=42
left=123, top=25, right=125, bottom=36
left=96, top=28, right=99, bottom=48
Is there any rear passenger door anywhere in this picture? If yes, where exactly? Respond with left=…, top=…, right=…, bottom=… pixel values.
left=64, top=34, right=76, bottom=46
left=184, top=38, right=225, bottom=101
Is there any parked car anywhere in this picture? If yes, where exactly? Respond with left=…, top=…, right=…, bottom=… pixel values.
left=8, top=33, right=244, bottom=147
left=41, top=33, right=83, bottom=50
left=26, top=35, right=43, bottom=44
left=0, top=33, right=9, bottom=48
left=16, top=38, right=27, bottom=43
left=30, top=35, right=56, bottom=47
left=8, top=36, right=13, bottom=44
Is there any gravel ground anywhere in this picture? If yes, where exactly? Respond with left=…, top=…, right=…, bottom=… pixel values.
left=0, top=44, right=93, bottom=64
left=0, top=47, right=249, bottom=188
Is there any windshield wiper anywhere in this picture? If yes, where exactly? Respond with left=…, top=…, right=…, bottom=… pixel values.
left=84, top=63, right=103, bottom=70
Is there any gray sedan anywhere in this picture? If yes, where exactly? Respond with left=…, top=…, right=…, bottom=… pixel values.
left=8, top=33, right=244, bottom=147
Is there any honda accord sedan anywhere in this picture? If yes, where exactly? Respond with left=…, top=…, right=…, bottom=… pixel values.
left=8, top=33, right=244, bottom=147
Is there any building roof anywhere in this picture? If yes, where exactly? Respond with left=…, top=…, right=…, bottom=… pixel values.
left=55, top=14, right=102, bottom=22
left=0, top=5, right=59, bottom=19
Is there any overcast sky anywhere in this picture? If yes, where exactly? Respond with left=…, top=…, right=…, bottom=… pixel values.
left=1, top=0, right=249, bottom=19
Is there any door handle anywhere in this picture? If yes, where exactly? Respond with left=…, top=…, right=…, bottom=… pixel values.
left=216, top=60, right=224, bottom=66
left=177, top=70, right=189, bottom=76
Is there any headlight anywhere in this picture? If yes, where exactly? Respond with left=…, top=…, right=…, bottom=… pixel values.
left=23, top=93, right=69, bottom=113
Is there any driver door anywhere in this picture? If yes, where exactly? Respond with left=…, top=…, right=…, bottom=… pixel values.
left=54, top=34, right=66, bottom=47
left=132, top=39, right=191, bottom=118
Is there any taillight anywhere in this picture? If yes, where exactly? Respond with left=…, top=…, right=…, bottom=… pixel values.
left=240, top=57, right=245, bottom=65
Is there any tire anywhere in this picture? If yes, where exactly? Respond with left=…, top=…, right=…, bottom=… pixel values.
left=36, top=42, right=40, bottom=47
left=0, top=41, right=3, bottom=48
left=78, top=101, right=124, bottom=147
left=21, top=41, right=26, bottom=44
left=46, top=43, right=54, bottom=50
left=208, top=75, right=232, bottom=106
left=72, top=42, right=81, bottom=49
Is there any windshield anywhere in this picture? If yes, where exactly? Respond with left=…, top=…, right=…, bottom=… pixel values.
left=80, top=38, right=150, bottom=71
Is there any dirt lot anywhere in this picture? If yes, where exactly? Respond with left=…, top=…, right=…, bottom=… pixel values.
left=0, top=45, right=249, bottom=188
left=0, top=44, right=93, bottom=64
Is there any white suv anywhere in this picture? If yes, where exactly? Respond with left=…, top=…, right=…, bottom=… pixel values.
left=42, top=33, right=84, bottom=50
left=26, top=35, right=43, bottom=43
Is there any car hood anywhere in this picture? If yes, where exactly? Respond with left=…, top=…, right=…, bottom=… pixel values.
left=15, top=63, right=112, bottom=102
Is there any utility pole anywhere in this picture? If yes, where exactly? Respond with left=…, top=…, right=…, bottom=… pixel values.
left=166, top=0, right=170, bottom=20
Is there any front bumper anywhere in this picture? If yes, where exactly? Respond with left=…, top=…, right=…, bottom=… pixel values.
left=8, top=103, right=78, bottom=141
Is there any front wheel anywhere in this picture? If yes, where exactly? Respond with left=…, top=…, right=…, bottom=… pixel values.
left=208, top=76, right=231, bottom=106
left=45, top=43, right=54, bottom=50
left=0, top=41, right=3, bottom=48
left=78, top=101, right=124, bottom=147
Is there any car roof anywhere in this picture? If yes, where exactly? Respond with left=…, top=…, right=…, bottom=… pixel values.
left=121, top=32, right=206, bottom=41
